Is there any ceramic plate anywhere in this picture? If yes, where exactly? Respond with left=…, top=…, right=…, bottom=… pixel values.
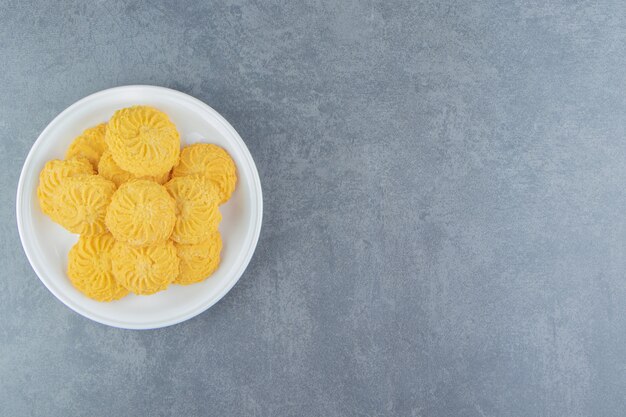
left=16, top=85, right=263, bottom=329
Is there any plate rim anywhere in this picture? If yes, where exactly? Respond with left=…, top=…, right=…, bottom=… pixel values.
left=15, top=85, right=263, bottom=330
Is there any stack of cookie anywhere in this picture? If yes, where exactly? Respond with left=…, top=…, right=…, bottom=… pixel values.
left=36, top=106, right=237, bottom=302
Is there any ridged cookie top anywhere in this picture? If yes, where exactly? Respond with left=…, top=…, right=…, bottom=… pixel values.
left=105, top=106, right=180, bottom=177
left=68, top=234, right=129, bottom=302
left=37, top=158, right=94, bottom=218
left=51, top=174, right=116, bottom=235
left=174, top=233, right=222, bottom=285
left=111, top=240, right=179, bottom=295
left=105, top=179, right=176, bottom=246
left=165, top=176, right=221, bottom=244
left=172, top=143, right=236, bottom=204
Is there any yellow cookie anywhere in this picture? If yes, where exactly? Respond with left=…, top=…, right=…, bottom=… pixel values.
left=105, top=180, right=176, bottom=246
left=172, top=143, right=237, bottom=204
left=165, top=176, right=221, bottom=244
left=52, top=174, right=116, bottom=235
left=174, top=233, right=222, bottom=285
left=98, top=150, right=170, bottom=187
left=105, top=106, right=180, bottom=177
left=37, top=158, right=94, bottom=218
left=65, top=123, right=108, bottom=169
left=67, top=234, right=129, bottom=302
left=111, top=240, right=179, bottom=295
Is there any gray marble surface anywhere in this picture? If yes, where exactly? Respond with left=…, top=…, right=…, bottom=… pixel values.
left=2, top=1, right=625, bottom=416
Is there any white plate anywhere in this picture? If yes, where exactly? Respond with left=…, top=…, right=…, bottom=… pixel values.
left=16, top=85, right=263, bottom=329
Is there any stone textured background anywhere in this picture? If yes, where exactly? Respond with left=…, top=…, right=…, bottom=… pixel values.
left=2, top=1, right=626, bottom=416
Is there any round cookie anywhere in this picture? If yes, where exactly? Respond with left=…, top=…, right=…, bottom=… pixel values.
left=51, top=174, right=116, bottom=235
left=105, top=106, right=180, bottom=177
left=174, top=233, right=222, bottom=285
left=165, top=176, right=221, bottom=244
left=37, top=158, right=94, bottom=218
left=98, top=150, right=170, bottom=187
left=67, top=234, right=129, bottom=302
left=171, top=143, right=237, bottom=204
left=105, top=179, right=176, bottom=246
left=65, top=123, right=108, bottom=169
left=111, top=240, right=179, bottom=295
